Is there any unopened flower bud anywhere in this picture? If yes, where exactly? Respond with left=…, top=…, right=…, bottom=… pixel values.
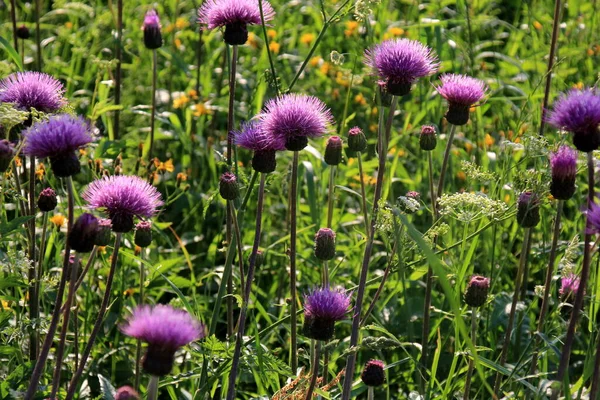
left=16, top=25, right=30, bottom=40
left=37, top=187, right=57, bottom=212
left=135, top=221, right=153, bottom=248
left=361, top=359, right=385, bottom=387
left=347, top=127, right=367, bottom=153
left=95, top=218, right=113, bottom=246
left=516, top=191, right=540, bottom=228
left=419, top=125, right=437, bottom=151
left=0, top=139, right=15, bottom=173
left=464, top=275, right=490, bottom=307
left=314, top=228, right=336, bottom=260
left=324, top=136, right=343, bottom=165
left=69, top=213, right=99, bottom=253
left=142, top=9, right=163, bottom=50
left=219, top=172, right=239, bottom=200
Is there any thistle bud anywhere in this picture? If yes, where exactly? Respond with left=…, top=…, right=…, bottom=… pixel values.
left=324, top=136, right=343, bottom=165
left=314, top=228, right=336, bottom=261
left=252, top=150, right=277, bottom=173
left=135, top=221, right=153, bottom=248
left=224, top=22, right=249, bottom=46
left=37, top=187, right=58, bottom=212
left=347, top=127, right=367, bottom=153
left=142, top=9, right=163, bottom=50
left=219, top=172, right=239, bottom=200
left=69, top=213, right=99, bottom=253
left=95, top=218, right=113, bottom=246
left=361, top=359, right=385, bottom=387
left=549, top=146, right=577, bottom=200
left=464, top=275, right=490, bottom=307
left=419, top=125, right=437, bottom=151
left=16, top=25, right=30, bottom=40
left=0, top=139, right=15, bottom=173
left=516, top=191, right=540, bottom=228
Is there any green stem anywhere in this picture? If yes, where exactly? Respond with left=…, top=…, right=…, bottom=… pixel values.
left=135, top=251, right=145, bottom=391
left=147, top=375, right=159, bottom=400
left=304, top=340, right=321, bottom=400
left=464, top=307, right=478, bottom=400
left=148, top=49, right=157, bottom=162
left=258, top=0, right=279, bottom=94
left=356, top=153, right=369, bottom=240
left=436, top=124, right=457, bottom=199
left=290, top=150, right=299, bottom=374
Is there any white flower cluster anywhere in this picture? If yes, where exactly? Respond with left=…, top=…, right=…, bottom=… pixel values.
left=354, top=0, right=381, bottom=21
left=460, top=160, right=497, bottom=184
left=438, top=192, right=508, bottom=223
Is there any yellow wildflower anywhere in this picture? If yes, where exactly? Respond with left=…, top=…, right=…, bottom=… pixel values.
left=354, top=93, right=367, bottom=106
left=269, top=41, right=280, bottom=53
left=50, top=215, right=66, bottom=228
left=533, top=21, right=542, bottom=30
left=175, top=17, right=189, bottom=30
left=65, top=22, right=73, bottom=29
left=345, top=21, right=359, bottom=37
left=457, top=171, right=467, bottom=181
left=309, top=56, right=322, bottom=67
left=35, top=163, right=45, bottom=181
left=267, top=29, right=277, bottom=39
left=300, top=33, right=315, bottom=45
left=194, top=103, right=212, bottom=117
left=154, top=158, right=174, bottom=173
left=173, top=94, right=190, bottom=109
left=388, top=27, right=404, bottom=36
left=484, top=133, right=494, bottom=147
left=319, top=62, right=332, bottom=75
left=188, top=89, right=199, bottom=100
left=247, top=32, right=259, bottom=48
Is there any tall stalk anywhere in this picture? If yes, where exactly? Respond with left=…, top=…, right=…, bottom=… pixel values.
left=66, top=233, right=123, bottom=400
left=25, top=176, right=75, bottom=400
left=356, top=154, right=369, bottom=240
left=538, top=0, right=562, bottom=135
left=304, top=340, right=321, bottom=400
left=113, top=0, right=123, bottom=140
left=493, top=228, right=532, bottom=395
left=551, top=152, right=595, bottom=399
left=10, top=0, right=17, bottom=51
left=226, top=173, right=266, bottom=400
left=35, top=0, right=42, bottom=71
left=529, top=200, right=563, bottom=375
left=32, top=212, right=49, bottom=358
left=51, top=254, right=81, bottom=398
left=147, top=375, right=159, bottom=400
left=421, top=124, right=456, bottom=382
left=148, top=50, right=158, bottom=162
left=135, top=252, right=145, bottom=390
left=590, top=330, right=600, bottom=398
left=463, top=307, right=478, bottom=400
left=27, top=155, right=37, bottom=360
left=340, top=96, right=397, bottom=400
left=290, top=150, right=300, bottom=374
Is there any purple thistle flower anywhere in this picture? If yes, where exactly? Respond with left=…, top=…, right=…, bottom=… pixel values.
left=364, top=39, right=439, bottom=97
left=120, top=304, right=205, bottom=376
left=115, top=386, right=140, bottom=400
left=198, top=0, right=275, bottom=45
left=0, top=71, right=66, bottom=113
left=83, top=175, right=163, bottom=233
left=234, top=121, right=284, bottom=173
left=303, top=286, right=351, bottom=341
left=23, top=114, right=92, bottom=177
left=259, top=94, right=334, bottom=151
left=559, top=274, right=581, bottom=301
left=547, top=89, right=600, bottom=153
left=142, top=9, right=163, bottom=49
left=549, top=145, right=577, bottom=200
left=587, top=201, right=600, bottom=235
left=435, top=74, right=487, bottom=125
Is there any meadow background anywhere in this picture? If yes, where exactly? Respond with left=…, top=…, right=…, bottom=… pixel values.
left=1, top=0, right=600, bottom=399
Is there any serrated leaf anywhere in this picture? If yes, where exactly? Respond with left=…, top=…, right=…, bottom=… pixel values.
left=0, top=216, right=35, bottom=236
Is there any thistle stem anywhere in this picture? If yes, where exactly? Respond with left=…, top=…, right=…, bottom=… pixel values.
left=51, top=253, right=81, bottom=398
left=356, top=153, right=369, bottom=240
left=71, top=246, right=98, bottom=297
left=35, top=0, right=42, bottom=71
left=368, top=387, right=375, bottom=400
left=428, top=152, right=437, bottom=219
left=147, top=375, right=159, bottom=400
left=304, top=340, right=321, bottom=400
left=32, top=212, right=48, bottom=358
left=28, top=155, right=37, bottom=360
left=590, top=329, right=600, bottom=398
left=226, top=173, right=266, bottom=400
left=290, top=150, right=299, bottom=374
left=227, top=45, right=238, bottom=167
left=24, top=176, right=75, bottom=400
left=464, top=307, right=478, bottom=400
left=493, top=227, right=532, bottom=395
left=135, top=251, right=145, bottom=391
left=10, top=0, right=17, bottom=51
left=230, top=201, right=245, bottom=299
left=148, top=49, right=157, bottom=163
left=327, top=166, right=335, bottom=229
left=551, top=152, right=595, bottom=399
left=436, top=124, right=457, bottom=199
left=360, top=241, right=398, bottom=326
left=538, top=0, right=562, bottom=135
left=530, top=200, right=564, bottom=375
left=341, top=96, right=397, bottom=400
left=113, top=0, right=123, bottom=140
left=66, top=233, right=122, bottom=400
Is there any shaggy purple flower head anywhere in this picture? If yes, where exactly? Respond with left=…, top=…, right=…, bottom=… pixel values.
left=364, top=39, right=439, bottom=96
left=83, top=175, right=163, bottom=233
left=547, top=89, right=600, bottom=152
left=198, top=0, right=275, bottom=45
left=260, top=94, right=334, bottom=151
left=549, top=145, right=577, bottom=200
left=303, top=286, right=351, bottom=341
left=0, top=72, right=66, bottom=113
left=435, top=74, right=487, bottom=125
left=142, top=9, right=163, bottom=49
left=23, top=114, right=92, bottom=177
left=234, top=121, right=284, bottom=173
left=121, top=304, right=205, bottom=376
left=559, top=274, right=581, bottom=300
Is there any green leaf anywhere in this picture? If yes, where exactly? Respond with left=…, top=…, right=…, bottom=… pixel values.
left=0, top=216, right=35, bottom=236
left=0, top=36, right=23, bottom=71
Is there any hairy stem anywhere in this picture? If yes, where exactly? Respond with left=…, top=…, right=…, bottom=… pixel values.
left=356, top=153, right=370, bottom=240
left=493, top=228, right=532, bottom=395
left=28, top=155, right=37, bottom=360
left=551, top=152, right=595, bottom=399
left=113, top=0, right=123, bottom=140
left=147, top=375, right=159, bottom=400
left=464, top=307, right=478, bottom=400
left=226, top=173, right=266, bottom=400
left=24, top=176, right=75, bottom=400
left=529, top=200, right=563, bottom=375
left=66, top=233, right=122, bottom=400
left=304, top=340, right=321, bottom=400
left=148, top=49, right=157, bottom=162
left=290, top=150, right=299, bottom=374
left=538, top=0, right=562, bottom=135
left=341, top=96, right=398, bottom=400
left=135, top=251, right=145, bottom=391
